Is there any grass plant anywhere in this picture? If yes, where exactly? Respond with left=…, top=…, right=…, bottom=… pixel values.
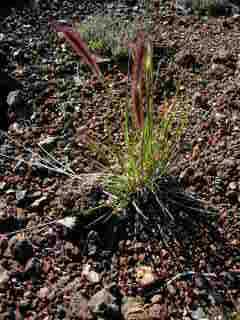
left=50, top=20, right=216, bottom=251
left=50, top=20, right=190, bottom=213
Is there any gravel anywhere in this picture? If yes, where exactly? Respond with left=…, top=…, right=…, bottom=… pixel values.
left=0, top=1, right=239, bottom=319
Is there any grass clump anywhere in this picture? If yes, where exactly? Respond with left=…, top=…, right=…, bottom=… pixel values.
left=102, top=33, right=189, bottom=210
left=50, top=20, right=212, bottom=247
left=50, top=20, right=190, bottom=210
left=75, top=14, right=151, bottom=60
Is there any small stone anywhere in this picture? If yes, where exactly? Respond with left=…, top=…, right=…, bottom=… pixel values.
left=0, top=33, right=5, bottom=41
left=192, top=144, right=201, bottom=161
left=24, top=291, right=32, bottom=299
left=16, top=189, right=28, bottom=207
left=209, top=291, right=224, bottom=305
left=179, top=167, right=194, bottom=185
left=228, top=181, right=237, bottom=190
left=191, top=306, right=207, bottom=320
left=212, top=49, right=234, bottom=65
left=0, top=265, right=9, bottom=289
left=0, top=182, right=6, bottom=191
left=57, top=216, right=76, bottom=230
left=38, top=287, right=49, bottom=299
left=149, top=303, right=168, bottom=319
left=7, top=90, right=22, bottom=108
left=215, top=112, right=225, bottom=122
left=9, top=122, right=23, bottom=135
left=206, top=164, right=217, bottom=176
left=0, top=235, right=8, bottom=255
left=221, top=158, right=236, bottom=168
left=121, top=297, right=147, bottom=320
left=86, top=230, right=101, bottom=257
left=67, top=292, right=92, bottom=319
left=7, top=235, right=18, bottom=253
left=88, top=286, right=120, bottom=318
left=86, top=270, right=100, bottom=284
left=209, top=63, right=227, bottom=79
left=151, top=295, right=162, bottom=304
left=227, top=190, right=238, bottom=204
left=14, top=160, right=28, bottom=176
left=31, top=191, right=42, bottom=198
left=82, top=264, right=100, bottom=284
left=119, top=256, right=128, bottom=267
left=175, top=49, right=196, bottom=68
left=210, top=244, right=217, bottom=252
left=195, top=276, right=206, bottom=289
left=56, top=305, right=66, bottom=319
left=192, top=92, right=202, bottom=108
left=135, top=266, right=155, bottom=287
left=167, top=284, right=176, bottom=295
left=64, top=241, right=75, bottom=257
left=30, top=196, right=48, bottom=208
left=192, top=91, right=208, bottom=109
left=107, top=3, right=114, bottom=9
left=12, top=239, right=34, bottom=265
left=134, top=242, right=145, bottom=251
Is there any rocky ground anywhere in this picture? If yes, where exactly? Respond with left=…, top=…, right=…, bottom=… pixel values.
left=0, top=0, right=240, bottom=319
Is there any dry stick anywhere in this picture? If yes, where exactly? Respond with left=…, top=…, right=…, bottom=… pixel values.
left=84, top=208, right=112, bottom=230
left=38, top=144, right=76, bottom=175
left=3, top=127, right=74, bottom=175
left=156, top=223, right=169, bottom=248
left=153, top=191, right=175, bottom=221
left=2, top=219, right=64, bottom=237
left=0, top=147, right=75, bottom=179
left=32, top=155, right=77, bottom=178
left=1, top=202, right=112, bottom=238
left=25, top=146, right=75, bottom=176
left=28, top=142, right=90, bottom=179
left=165, top=196, right=214, bottom=215
left=36, top=162, right=76, bottom=178
left=174, top=190, right=215, bottom=206
left=132, top=200, right=149, bottom=221
left=0, top=147, right=103, bottom=183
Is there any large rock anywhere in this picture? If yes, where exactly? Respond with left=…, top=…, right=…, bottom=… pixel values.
left=12, top=239, right=34, bottom=265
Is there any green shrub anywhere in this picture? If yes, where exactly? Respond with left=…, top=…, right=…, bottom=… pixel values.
left=191, top=0, right=232, bottom=16
left=75, top=14, right=150, bottom=59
